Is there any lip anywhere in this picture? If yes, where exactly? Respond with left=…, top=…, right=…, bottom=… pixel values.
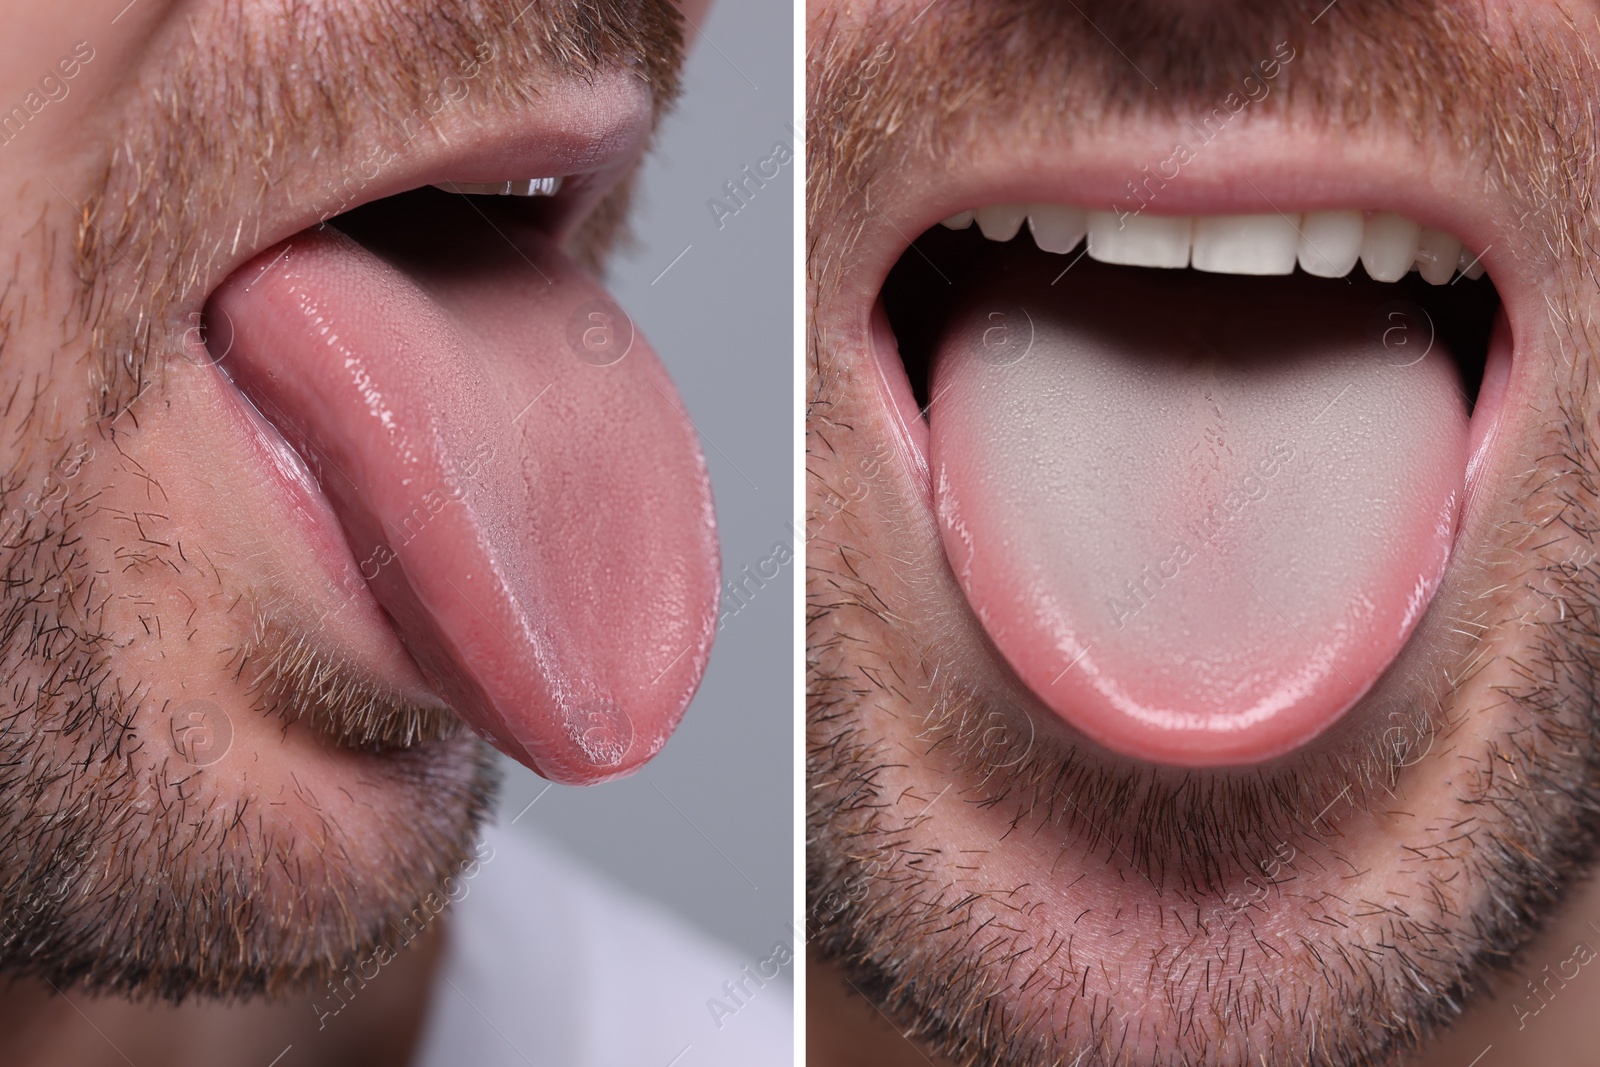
left=816, top=112, right=1542, bottom=766
left=190, top=65, right=654, bottom=325
left=830, top=115, right=1512, bottom=293
left=201, top=350, right=453, bottom=717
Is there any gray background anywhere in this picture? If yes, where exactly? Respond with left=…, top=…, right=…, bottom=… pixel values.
left=493, top=0, right=793, bottom=968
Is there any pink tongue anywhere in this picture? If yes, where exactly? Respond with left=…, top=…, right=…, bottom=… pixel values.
left=209, top=214, right=717, bottom=784
left=930, top=261, right=1467, bottom=765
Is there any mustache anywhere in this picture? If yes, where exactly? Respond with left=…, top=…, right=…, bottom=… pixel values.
left=72, top=0, right=684, bottom=422
left=806, top=0, right=1581, bottom=266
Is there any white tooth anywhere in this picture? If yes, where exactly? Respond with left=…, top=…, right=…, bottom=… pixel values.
left=976, top=204, right=1028, bottom=242
left=432, top=177, right=563, bottom=197
left=1297, top=211, right=1364, bottom=278
left=1086, top=211, right=1192, bottom=269
left=1414, top=227, right=1461, bottom=285
left=1457, top=246, right=1486, bottom=280
left=1360, top=212, right=1422, bottom=283
left=941, top=210, right=975, bottom=230
left=507, top=176, right=563, bottom=197
left=1027, top=204, right=1088, bottom=254
left=1191, top=214, right=1299, bottom=275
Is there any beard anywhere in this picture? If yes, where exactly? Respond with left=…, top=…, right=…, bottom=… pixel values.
left=0, top=0, right=680, bottom=1002
left=805, top=1, right=1600, bottom=1063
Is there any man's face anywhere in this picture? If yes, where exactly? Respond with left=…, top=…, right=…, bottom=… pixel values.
left=807, top=1, right=1600, bottom=1063
left=0, top=0, right=717, bottom=1000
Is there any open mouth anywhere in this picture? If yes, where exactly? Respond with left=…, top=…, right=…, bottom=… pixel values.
left=194, top=93, right=719, bottom=785
left=873, top=202, right=1508, bottom=766
left=804, top=10, right=1600, bottom=1062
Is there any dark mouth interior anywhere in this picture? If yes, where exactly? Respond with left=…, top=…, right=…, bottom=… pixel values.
left=327, top=183, right=568, bottom=249
left=883, top=223, right=1502, bottom=415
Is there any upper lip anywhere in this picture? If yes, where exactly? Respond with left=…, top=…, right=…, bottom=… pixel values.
left=821, top=113, right=1540, bottom=365
left=193, top=66, right=653, bottom=311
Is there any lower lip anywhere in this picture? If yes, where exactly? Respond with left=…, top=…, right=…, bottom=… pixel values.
left=196, top=328, right=438, bottom=697
left=1461, top=306, right=1515, bottom=528
left=868, top=297, right=933, bottom=495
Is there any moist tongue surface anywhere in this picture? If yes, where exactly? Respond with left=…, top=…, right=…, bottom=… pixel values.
left=929, top=256, right=1467, bottom=765
left=209, top=200, right=718, bottom=784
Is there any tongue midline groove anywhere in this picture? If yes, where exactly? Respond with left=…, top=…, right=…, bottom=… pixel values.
left=882, top=225, right=1502, bottom=420
left=943, top=204, right=1483, bottom=285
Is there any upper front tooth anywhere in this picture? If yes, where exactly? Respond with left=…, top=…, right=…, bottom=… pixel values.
left=432, top=177, right=563, bottom=197
left=1297, top=211, right=1364, bottom=277
left=1414, top=227, right=1461, bottom=285
left=1027, top=204, right=1088, bottom=254
left=1360, top=212, right=1421, bottom=283
left=1086, top=211, right=1192, bottom=269
left=1191, top=214, right=1298, bottom=275
left=976, top=204, right=1028, bottom=242
left=513, top=177, right=563, bottom=196
left=958, top=202, right=1465, bottom=284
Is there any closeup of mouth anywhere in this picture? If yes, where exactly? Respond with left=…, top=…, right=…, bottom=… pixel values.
left=804, top=7, right=1600, bottom=1063
left=193, top=79, right=719, bottom=785
left=803, top=101, right=1574, bottom=1060
left=860, top=162, right=1518, bottom=769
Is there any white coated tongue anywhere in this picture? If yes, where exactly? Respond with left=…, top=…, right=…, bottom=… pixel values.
left=928, top=259, right=1468, bottom=765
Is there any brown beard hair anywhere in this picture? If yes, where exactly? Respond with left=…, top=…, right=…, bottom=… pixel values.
left=0, top=0, right=683, bottom=1002
left=807, top=1, right=1600, bottom=1064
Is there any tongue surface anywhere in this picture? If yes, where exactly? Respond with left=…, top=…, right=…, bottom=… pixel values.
left=210, top=203, right=718, bottom=784
left=930, top=257, right=1467, bottom=765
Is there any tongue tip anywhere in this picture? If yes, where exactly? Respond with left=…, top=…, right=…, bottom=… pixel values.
left=983, top=516, right=1457, bottom=769
left=479, top=600, right=717, bottom=786
left=1042, top=667, right=1371, bottom=768
left=495, top=678, right=701, bottom=785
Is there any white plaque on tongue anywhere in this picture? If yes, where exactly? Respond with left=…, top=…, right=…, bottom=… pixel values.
left=929, top=266, right=1468, bottom=765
